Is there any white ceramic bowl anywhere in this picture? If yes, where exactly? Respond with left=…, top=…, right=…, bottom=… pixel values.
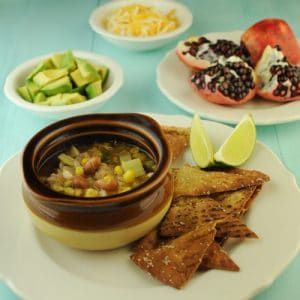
left=4, top=50, right=123, bottom=119
left=89, top=0, right=193, bottom=51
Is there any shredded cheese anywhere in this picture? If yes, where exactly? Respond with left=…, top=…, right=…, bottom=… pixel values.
left=103, top=4, right=179, bottom=37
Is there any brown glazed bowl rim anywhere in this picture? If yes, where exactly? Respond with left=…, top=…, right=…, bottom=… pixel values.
left=22, top=113, right=172, bottom=206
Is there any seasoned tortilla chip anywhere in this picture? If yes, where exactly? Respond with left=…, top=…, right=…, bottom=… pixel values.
left=159, top=197, right=227, bottom=237
left=200, top=242, right=240, bottom=272
left=173, top=165, right=269, bottom=198
left=162, top=126, right=190, bottom=160
left=212, top=186, right=258, bottom=217
left=131, top=225, right=216, bottom=289
left=216, top=218, right=258, bottom=239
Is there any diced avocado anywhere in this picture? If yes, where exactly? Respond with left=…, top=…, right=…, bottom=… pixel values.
left=46, top=94, right=63, bottom=106
left=76, top=58, right=100, bottom=79
left=26, top=81, right=40, bottom=98
left=70, top=69, right=99, bottom=87
left=47, top=93, right=86, bottom=106
left=60, top=50, right=77, bottom=72
left=17, top=85, right=32, bottom=102
left=41, top=76, right=72, bottom=96
left=18, top=50, right=109, bottom=107
left=91, top=64, right=109, bottom=85
left=26, top=59, right=54, bottom=81
left=72, top=85, right=86, bottom=95
left=51, top=53, right=64, bottom=69
left=98, top=66, right=109, bottom=86
left=85, top=80, right=102, bottom=99
left=33, top=92, right=47, bottom=103
left=91, top=63, right=101, bottom=72
left=61, top=93, right=86, bottom=104
left=33, top=68, right=68, bottom=87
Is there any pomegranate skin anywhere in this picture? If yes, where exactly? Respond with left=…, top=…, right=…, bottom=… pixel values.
left=190, top=80, right=257, bottom=105
left=176, top=45, right=210, bottom=71
left=242, top=18, right=300, bottom=65
left=256, top=90, right=300, bottom=102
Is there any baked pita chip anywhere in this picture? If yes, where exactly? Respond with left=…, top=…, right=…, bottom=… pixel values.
left=131, top=225, right=216, bottom=289
left=212, top=186, right=258, bottom=217
left=200, top=242, right=240, bottom=272
left=216, top=217, right=258, bottom=239
left=162, top=126, right=190, bottom=139
left=159, top=197, right=227, bottom=237
left=173, top=165, right=269, bottom=198
left=160, top=196, right=258, bottom=239
left=226, top=168, right=270, bottom=181
left=242, top=185, right=262, bottom=214
left=162, top=126, right=190, bottom=160
left=134, top=229, right=160, bottom=252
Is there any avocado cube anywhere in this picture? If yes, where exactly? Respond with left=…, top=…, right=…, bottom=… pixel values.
left=85, top=80, right=102, bottom=99
left=72, top=85, right=86, bottom=95
left=90, top=64, right=109, bottom=86
left=70, top=69, right=99, bottom=87
left=60, top=50, right=77, bottom=72
left=51, top=53, right=64, bottom=69
left=26, top=59, right=54, bottom=81
left=33, top=68, right=68, bottom=87
left=98, top=66, right=109, bottom=86
left=76, top=58, right=100, bottom=79
left=26, top=81, right=40, bottom=98
left=62, top=93, right=86, bottom=104
left=33, top=92, right=47, bottom=103
left=91, top=63, right=101, bottom=73
left=47, top=93, right=86, bottom=106
left=46, top=94, right=64, bottom=106
left=17, top=85, right=32, bottom=102
left=41, top=76, right=72, bottom=96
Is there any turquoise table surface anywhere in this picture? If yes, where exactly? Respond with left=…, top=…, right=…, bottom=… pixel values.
left=0, top=0, right=300, bottom=299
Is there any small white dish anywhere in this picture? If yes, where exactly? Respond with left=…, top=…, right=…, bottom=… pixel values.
left=157, top=31, right=300, bottom=125
left=0, top=113, right=300, bottom=300
left=4, top=50, right=123, bottom=119
left=89, top=0, right=193, bottom=51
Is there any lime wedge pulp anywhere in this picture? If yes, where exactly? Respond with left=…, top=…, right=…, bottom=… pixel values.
left=214, top=113, right=256, bottom=167
left=190, top=114, right=215, bottom=168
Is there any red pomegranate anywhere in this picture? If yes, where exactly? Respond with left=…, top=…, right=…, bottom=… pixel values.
left=241, top=18, right=300, bottom=65
left=255, top=45, right=300, bottom=102
left=190, top=56, right=257, bottom=105
left=176, top=37, right=252, bottom=71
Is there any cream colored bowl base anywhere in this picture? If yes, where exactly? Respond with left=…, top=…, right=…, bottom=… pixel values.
left=27, top=198, right=171, bottom=250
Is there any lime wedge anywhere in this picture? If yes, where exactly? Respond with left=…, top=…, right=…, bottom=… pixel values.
left=190, top=114, right=215, bottom=168
left=214, top=113, right=256, bottom=167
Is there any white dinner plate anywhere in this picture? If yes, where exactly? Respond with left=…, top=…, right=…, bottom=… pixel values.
left=0, top=114, right=300, bottom=300
left=157, top=31, right=300, bottom=125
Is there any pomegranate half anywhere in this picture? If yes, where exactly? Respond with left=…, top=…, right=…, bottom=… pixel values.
left=255, top=45, right=300, bottom=102
left=176, top=37, right=252, bottom=71
left=190, top=56, right=257, bottom=105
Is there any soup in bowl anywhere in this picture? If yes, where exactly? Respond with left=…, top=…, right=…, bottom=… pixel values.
left=22, top=113, right=173, bottom=250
